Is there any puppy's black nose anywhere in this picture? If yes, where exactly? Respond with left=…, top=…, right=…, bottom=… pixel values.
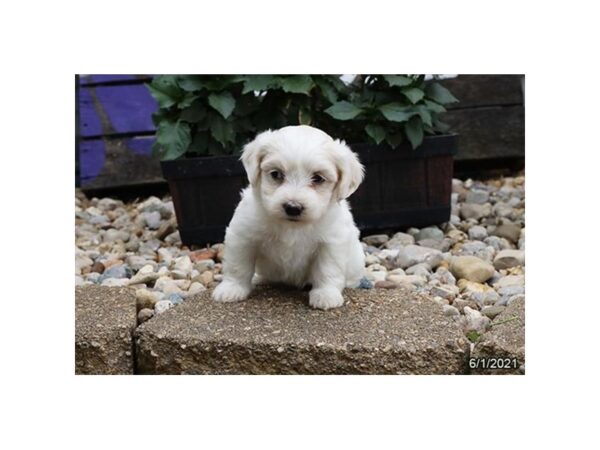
left=283, top=202, right=304, bottom=217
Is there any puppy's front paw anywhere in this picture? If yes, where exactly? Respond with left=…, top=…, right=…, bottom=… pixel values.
left=212, top=280, right=251, bottom=303
left=309, top=287, right=345, bottom=310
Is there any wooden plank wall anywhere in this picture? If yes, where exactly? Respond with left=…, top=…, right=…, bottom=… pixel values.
left=76, top=75, right=524, bottom=190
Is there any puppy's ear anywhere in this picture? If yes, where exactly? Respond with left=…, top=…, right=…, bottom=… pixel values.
left=241, top=130, right=272, bottom=186
left=330, top=139, right=364, bottom=201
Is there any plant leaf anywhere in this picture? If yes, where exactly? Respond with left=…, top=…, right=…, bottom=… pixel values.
left=180, top=99, right=207, bottom=123
left=426, top=82, right=459, bottom=104
left=208, top=92, right=236, bottom=119
left=147, top=76, right=182, bottom=108
left=405, top=115, right=424, bottom=149
left=325, top=101, right=364, bottom=120
left=298, top=107, right=312, bottom=125
left=433, top=118, right=451, bottom=133
left=314, top=77, right=338, bottom=103
left=378, top=103, right=418, bottom=122
left=188, top=130, right=210, bottom=154
left=385, top=131, right=403, bottom=148
left=277, top=75, right=314, bottom=94
left=364, top=124, right=386, bottom=145
left=242, top=75, right=276, bottom=94
left=154, top=120, right=191, bottom=160
left=383, top=75, right=413, bottom=87
left=177, top=75, right=205, bottom=92
left=209, top=114, right=235, bottom=146
left=402, top=87, right=425, bottom=104
left=424, top=99, right=446, bottom=114
left=178, top=92, right=199, bottom=109
left=413, top=105, right=432, bottom=127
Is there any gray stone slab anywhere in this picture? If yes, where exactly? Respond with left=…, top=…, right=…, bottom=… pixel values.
left=75, top=286, right=137, bottom=374
left=471, top=296, right=525, bottom=374
left=135, top=286, right=469, bottom=374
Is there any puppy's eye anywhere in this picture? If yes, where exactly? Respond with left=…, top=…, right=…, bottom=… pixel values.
left=311, top=174, right=325, bottom=184
left=270, top=170, right=284, bottom=181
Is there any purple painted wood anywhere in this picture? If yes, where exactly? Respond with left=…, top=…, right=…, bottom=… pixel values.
left=79, top=87, right=103, bottom=137
left=79, top=140, right=106, bottom=184
left=79, top=85, right=158, bottom=137
left=80, top=75, right=139, bottom=85
left=126, top=136, right=154, bottom=155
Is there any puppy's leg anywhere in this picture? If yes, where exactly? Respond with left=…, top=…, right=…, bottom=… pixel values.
left=212, top=234, right=256, bottom=303
left=308, top=245, right=346, bottom=310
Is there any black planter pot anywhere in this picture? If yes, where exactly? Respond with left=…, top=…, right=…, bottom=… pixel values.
left=161, top=134, right=458, bottom=246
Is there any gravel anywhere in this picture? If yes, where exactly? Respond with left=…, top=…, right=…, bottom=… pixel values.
left=75, top=172, right=525, bottom=342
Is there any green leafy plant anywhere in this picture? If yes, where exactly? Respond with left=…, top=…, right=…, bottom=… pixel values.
left=148, top=75, right=348, bottom=160
left=323, top=75, right=458, bottom=149
left=147, top=75, right=458, bottom=160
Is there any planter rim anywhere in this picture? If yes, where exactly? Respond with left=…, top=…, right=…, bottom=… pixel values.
left=161, top=133, right=458, bottom=179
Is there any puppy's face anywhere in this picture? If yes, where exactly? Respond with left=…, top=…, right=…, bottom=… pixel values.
left=241, top=126, right=364, bottom=224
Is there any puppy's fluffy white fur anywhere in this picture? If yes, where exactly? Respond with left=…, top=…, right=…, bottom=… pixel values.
left=212, top=125, right=365, bottom=310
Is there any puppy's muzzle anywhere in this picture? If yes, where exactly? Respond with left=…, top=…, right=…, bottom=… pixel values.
left=283, top=201, right=304, bottom=217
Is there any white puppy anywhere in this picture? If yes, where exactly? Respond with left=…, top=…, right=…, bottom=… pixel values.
left=212, top=125, right=365, bottom=310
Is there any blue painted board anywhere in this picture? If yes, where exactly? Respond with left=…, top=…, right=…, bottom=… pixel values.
left=79, top=84, right=158, bottom=137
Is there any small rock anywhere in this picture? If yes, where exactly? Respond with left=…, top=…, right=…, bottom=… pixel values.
left=415, top=227, right=444, bottom=242
left=491, top=221, right=522, bottom=243
left=494, top=250, right=525, bottom=270
left=194, top=259, right=216, bottom=272
left=384, top=232, right=414, bottom=248
left=452, top=298, right=479, bottom=313
left=157, top=248, right=174, bottom=265
left=493, top=275, right=525, bottom=289
left=100, top=278, right=130, bottom=287
left=507, top=294, right=525, bottom=306
left=443, top=305, right=460, bottom=317
left=375, top=280, right=397, bottom=289
left=137, top=308, right=154, bottom=324
left=430, top=284, right=459, bottom=300
left=405, top=263, right=431, bottom=278
left=430, top=267, right=456, bottom=285
left=362, top=234, right=389, bottom=246
left=75, top=253, right=93, bottom=274
left=365, top=254, right=381, bottom=266
left=154, top=300, right=174, bottom=314
left=155, top=218, right=177, bottom=240
left=190, top=248, right=217, bottom=262
left=481, top=305, right=506, bottom=319
left=492, top=202, right=513, bottom=218
left=358, top=277, right=374, bottom=289
left=188, top=281, right=207, bottom=295
left=170, top=269, right=189, bottom=280
left=100, top=264, right=132, bottom=280
left=395, top=245, right=443, bottom=269
left=173, top=255, right=193, bottom=274
left=460, top=203, right=492, bottom=220
left=387, top=274, right=427, bottom=288
left=143, top=211, right=162, bottom=230
left=498, top=285, right=525, bottom=297
left=154, top=277, right=183, bottom=296
left=468, top=225, right=488, bottom=241
left=129, top=270, right=160, bottom=285
left=90, top=261, right=105, bottom=274
left=463, top=306, right=491, bottom=332
left=484, top=236, right=512, bottom=252
left=126, top=256, right=154, bottom=272
left=103, top=229, right=130, bottom=243
left=167, top=293, right=184, bottom=305
left=198, top=271, right=214, bottom=287
left=450, top=256, right=495, bottom=283
left=465, top=189, right=490, bottom=204
left=136, top=289, right=161, bottom=311
left=366, top=271, right=388, bottom=283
